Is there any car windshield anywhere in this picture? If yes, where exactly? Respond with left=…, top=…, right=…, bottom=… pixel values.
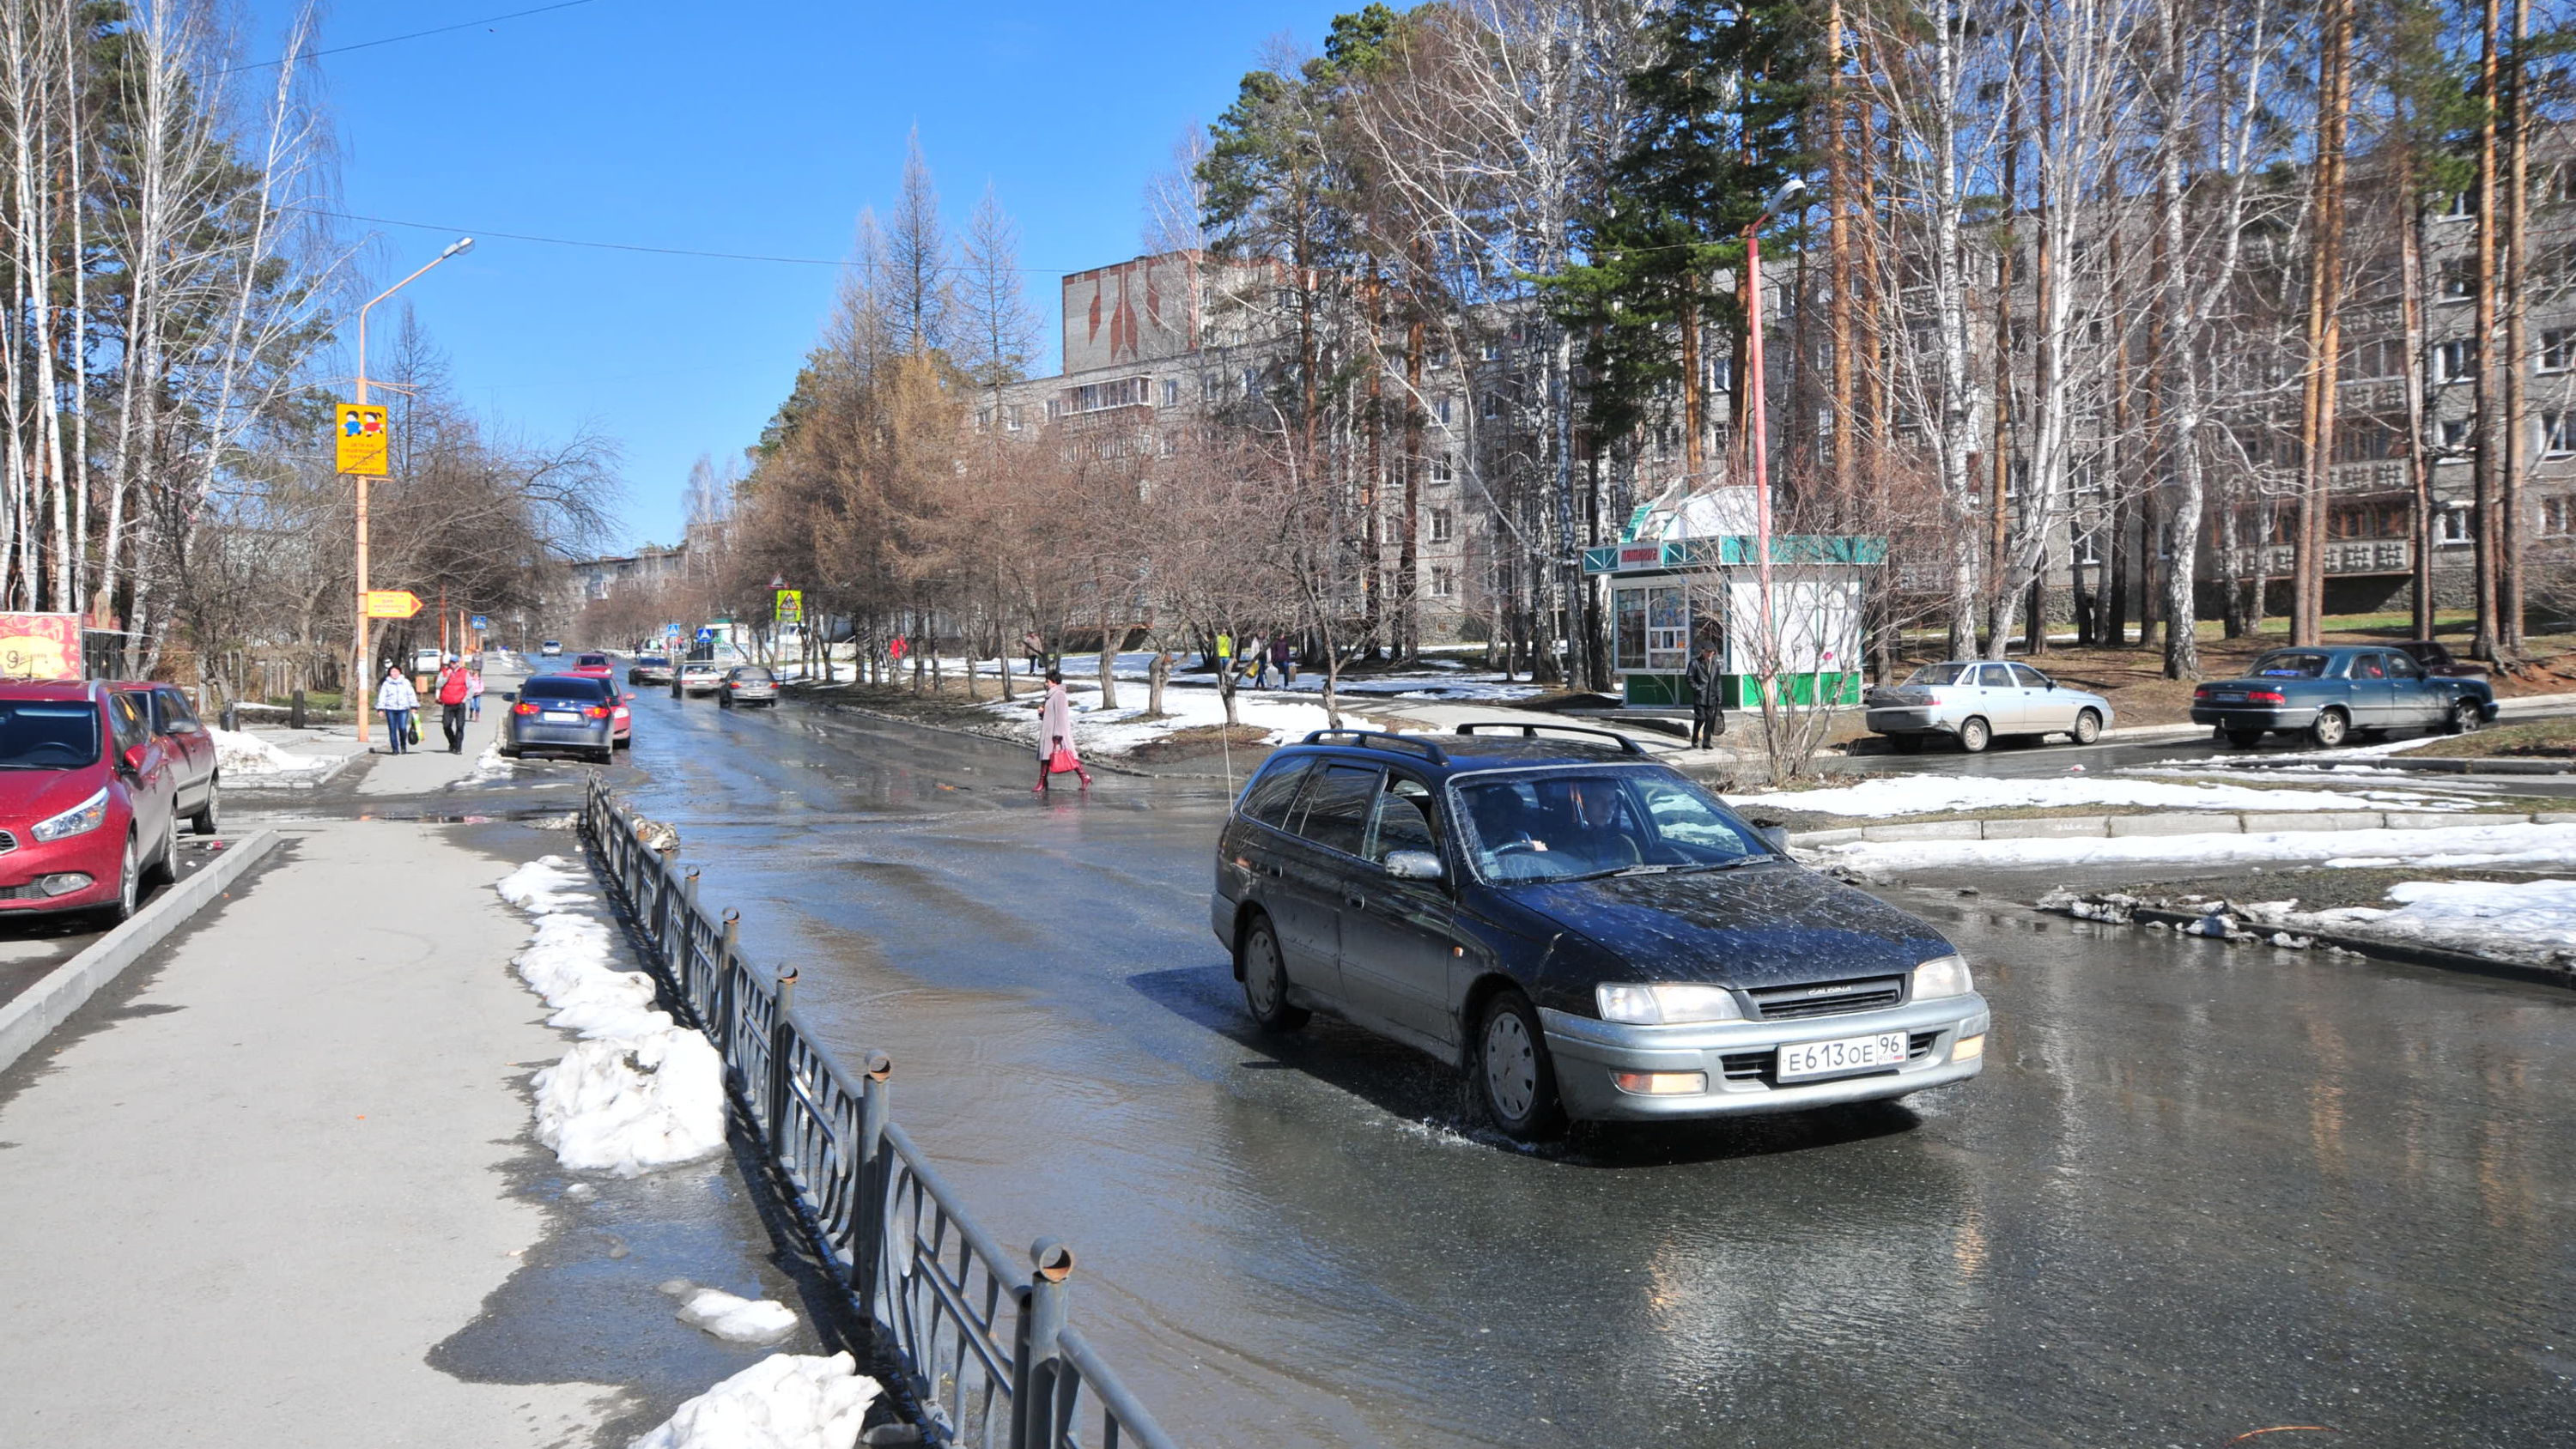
left=522, top=679, right=607, bottom=703
left=1905, top=663, right=1974, bottom=686
left=1456, top=770, right=1769, bottom=883
left=0, top=700, right=100, bottom=769
left=2249, top=652, right=2331, bottom=679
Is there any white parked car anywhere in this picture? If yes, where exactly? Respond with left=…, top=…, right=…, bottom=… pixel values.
left=1864, top=661, right=2115, bottom=754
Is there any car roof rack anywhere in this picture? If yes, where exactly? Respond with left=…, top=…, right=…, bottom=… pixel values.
left=1300, top=728, right=1449, bottom=765
left=1453, top=721, right=1648, bottom=755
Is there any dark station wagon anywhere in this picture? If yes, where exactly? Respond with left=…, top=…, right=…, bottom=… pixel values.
left=1211, top=724, right=1990, bottom=1140
left=2191, top=645, right=2499, bottom=749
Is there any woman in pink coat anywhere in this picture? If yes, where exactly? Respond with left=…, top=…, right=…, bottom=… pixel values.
left=1035, top=669, right=1091, bottom=792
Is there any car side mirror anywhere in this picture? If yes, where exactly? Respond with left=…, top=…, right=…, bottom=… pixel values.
left=122, top=743, right=148, bottom=773
left=625, top=693, right=636, bottom=702
left=1382, top=849, right=1444, bottom=882
left=501, top=691, right=517, bottom=703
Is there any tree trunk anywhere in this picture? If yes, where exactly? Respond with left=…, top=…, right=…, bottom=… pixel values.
left=2502, top=0, right=2530, bottom=653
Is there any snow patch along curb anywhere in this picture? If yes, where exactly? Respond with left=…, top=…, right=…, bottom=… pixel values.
left=629, top=1351, right=884, bottom=1449
left=1789, top=807, right=2576, bottom=848
left=495, top=856, right=726, bottom=1177
left=2036, top=886, right=2576, bottom=990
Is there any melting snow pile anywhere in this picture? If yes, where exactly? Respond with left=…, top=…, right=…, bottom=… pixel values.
left=1733, top=773, right=2470, bottom=818
left=496, top=855, right=726, bottom=1177
left=209, top=727, right=325, bottom=774
left=1816, top=820, right=2576, bottom=877
left=670, top=1284, right=800, bottom=1345
left=2040, top=877, right=2576, bottom=969
left=629, top=1352, right=882, bottom=1449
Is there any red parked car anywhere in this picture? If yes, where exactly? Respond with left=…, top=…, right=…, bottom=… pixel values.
left=109, top=682, right=221, bottom=835
left=0, top=681, right=186, bottom=924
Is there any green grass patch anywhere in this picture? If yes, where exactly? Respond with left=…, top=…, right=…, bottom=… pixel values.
left=2406, top=719, right=2576, bottom=759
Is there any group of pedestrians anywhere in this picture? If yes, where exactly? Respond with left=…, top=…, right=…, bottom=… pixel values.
left=1211, top=632, right=1297, bottom=689
left=375, top=656, right=483, bottom=755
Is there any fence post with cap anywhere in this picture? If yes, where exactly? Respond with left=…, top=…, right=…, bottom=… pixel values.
left=1011, top=1239, right=1075, bottom=1449
left=853, top=1052, right=892, bottom=1309
left=767, top=969, right=798, bottom=1135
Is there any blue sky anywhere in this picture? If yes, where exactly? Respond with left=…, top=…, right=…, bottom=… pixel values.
left=244, top=1, right=1345, bottom=552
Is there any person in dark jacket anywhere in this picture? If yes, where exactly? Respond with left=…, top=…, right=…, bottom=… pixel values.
left=1686, top=645, right=1727, bottom=749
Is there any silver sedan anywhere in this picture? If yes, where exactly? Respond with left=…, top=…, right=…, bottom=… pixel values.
left=1864, top=661, right=2114, bottom=754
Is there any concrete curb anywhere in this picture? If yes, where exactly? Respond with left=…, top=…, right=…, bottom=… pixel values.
left=0, top=828, right=283, bottom=1073
left=2049, top=900, right=2576, bottom=991
left=2224, top=754, right=2576, bottom=776
left=1787, top=809, right=2576, bottom=847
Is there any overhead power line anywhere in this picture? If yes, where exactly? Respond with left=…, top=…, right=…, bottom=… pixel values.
left=222, top=0, right=607, bottom=76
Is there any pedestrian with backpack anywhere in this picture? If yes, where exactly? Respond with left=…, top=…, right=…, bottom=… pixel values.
left=433, top=655, right=473, bottom=754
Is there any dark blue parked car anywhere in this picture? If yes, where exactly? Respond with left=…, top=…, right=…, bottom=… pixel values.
left=2191, top=645, right=2498, bottom=749
left=1210, top=724, right=1990, bottom=1140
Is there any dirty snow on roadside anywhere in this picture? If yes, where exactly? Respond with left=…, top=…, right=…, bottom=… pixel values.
left=208, top=726, right=325, bottom=774
left=1812, top=820, right=2576, bottom=876
left=980, top=682, right=1343, bottom=755
left=662, top=1281, right=799, bottom=1345
left=629, top=1352, right=882, bottom=1449
left=495, top=856, right=726, bottom=1177
left=2050, top=877, right=2576, bottom=968
left=1735, top=773, right=2473, bottom=817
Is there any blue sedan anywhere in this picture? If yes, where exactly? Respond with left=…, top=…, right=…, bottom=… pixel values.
left=2192, top=645, right=2499, bottom=749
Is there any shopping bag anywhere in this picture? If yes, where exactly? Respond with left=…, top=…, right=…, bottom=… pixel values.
left=408, top=716, right=421, bottom=746
left=1047, top=744, right=1079, bottom=775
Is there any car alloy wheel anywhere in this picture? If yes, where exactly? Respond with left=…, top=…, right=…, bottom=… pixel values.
left=2448, top=700, right=2482, bottom=736
left=1238, top=917, right=1309, bottom=1032
left=1475, top=990, right=1564, bottom=1141
left=2310, top=707, right=2350, bottom=749
left=1957, top=716, right=1992, bottom=754
left=2071, top=709, right=2102, bottom=745
left=192, top=777, right=222, bottom=836
left=145, top=809, right=179, bottom=887
left=104, top=834, right=137, bottom=925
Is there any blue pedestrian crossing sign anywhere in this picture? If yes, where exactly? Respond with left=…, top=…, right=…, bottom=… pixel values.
left=469, top=614, right=489, bottom=631
left=695, top=627, right=715, bottom=643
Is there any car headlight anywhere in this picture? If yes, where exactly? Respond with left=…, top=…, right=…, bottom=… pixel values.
left=32, top=786, right=109, bottom=843
left=1595, top=983, right=1744, bottom=1025
left=1913, top=954, right=1974, bottom=1000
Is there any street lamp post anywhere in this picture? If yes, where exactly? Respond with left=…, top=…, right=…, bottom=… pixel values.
left=1742, top=178, right=1805, bottom=716
left=349, top=238, right=472, bottom=745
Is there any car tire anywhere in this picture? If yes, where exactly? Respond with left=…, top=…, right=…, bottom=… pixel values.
left=2225, top=729, right=2266, bottom=749
left=591, top=748, right=614, bottom=766
left=499, top=745, right=520, bottom=760
left=2446, top=700, right=2482, bottom=736
left=1473, top=988, right=1566, bottom=1142
left=190, top=775, right=221, bottom=836
left=1237, top=915, right=1309, bottom=1033
left=2309, top=707, right=2351, bottom=749
left=1957, top=717, right=1992, bottom=754
left=719, top=693, right=732, bottom=709
left=98, top=833, right=139, bottom=926
left=2071, top=709, right=2102, bottom=746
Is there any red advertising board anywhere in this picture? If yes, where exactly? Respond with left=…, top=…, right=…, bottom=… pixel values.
left=0, top=613, right=82, bottom=680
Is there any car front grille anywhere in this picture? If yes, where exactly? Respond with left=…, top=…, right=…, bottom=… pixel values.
left=1747, top=976, right=1906, bottom=1020
left=0, top=828, right=18, bottom=852
left=1720, top=1032, right=1943, bottom=1087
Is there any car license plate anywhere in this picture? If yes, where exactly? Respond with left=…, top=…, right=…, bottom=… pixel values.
left=2215, top=693, right=2245, bottom=704
left=1777, top=1031, right=1909, bottom=1082
left=544, top=711, right=580, bottom=723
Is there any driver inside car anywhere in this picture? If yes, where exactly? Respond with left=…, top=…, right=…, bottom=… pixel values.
left=1548, top=779, right=1643, bottom=873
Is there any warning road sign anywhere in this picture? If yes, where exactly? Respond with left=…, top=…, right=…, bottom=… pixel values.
left=775, top=589, right=803, bottom=625
left=337, top=403, right=390, bottom=476
left=361, top=590, right=422, bottom=619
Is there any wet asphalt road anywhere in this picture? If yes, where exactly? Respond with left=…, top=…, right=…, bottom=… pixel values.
left=589, top=687, right=2574, bottom=1448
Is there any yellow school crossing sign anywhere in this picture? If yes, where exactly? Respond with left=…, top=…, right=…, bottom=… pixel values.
left=775, top=589, right=804, bottom=625
left=337, top=403, right=389, bottom=476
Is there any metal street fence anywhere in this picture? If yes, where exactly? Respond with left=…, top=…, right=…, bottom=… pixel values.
left=580, top=780, right=1181, bottom=1449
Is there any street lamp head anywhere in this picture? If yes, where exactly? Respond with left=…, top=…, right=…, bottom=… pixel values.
left=1759, top=178, right=1809, bottom=220
left=441, top=237, right=476, bottom=258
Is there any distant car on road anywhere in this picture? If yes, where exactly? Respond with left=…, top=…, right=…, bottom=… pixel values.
left=0, top=681, right=186, bottom=924
left=501, top=674, right=619, bottom=764
left=1864, top=660, right=2114, bottom=754
left=569, top=652, right=616, bottom=681
left=538, top=640, right=562, bottom=658
left=717, top=665, right=779, bottom=708
left=680, top=661, right=724, bottom=695
left=1210, top=724, right=1989, bottom=1140
left=2193, top=645, right=2499, bottom=748
left=628, top=655, right=671, bottom=685
left=109, top=682, right=221, bottom=836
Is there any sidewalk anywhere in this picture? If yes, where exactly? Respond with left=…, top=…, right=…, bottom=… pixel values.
left=0, top=814, right=631, bottom=1447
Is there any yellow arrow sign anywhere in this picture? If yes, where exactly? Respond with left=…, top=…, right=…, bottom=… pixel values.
left=361, top=590, right=422, bottom=619
left=337, top=403, right=390, bottom=476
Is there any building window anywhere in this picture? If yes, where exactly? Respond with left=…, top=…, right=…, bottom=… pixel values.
left=1431, top=453, right=1453, bottom=484
left=1480, top=339, right=1501, bottom=361
left=1481, top=392, right=1500, bottom=419
left=2440, top=417, right=2471, bottom=452
left=2340, top=336, right=2403, bottom=380
left=1242, top=367, right=1259, bottom=397
left=1066, top=377, right=1150, bottom=414
left=2547, top=411, right=2576, bottom=458
left=2439, top=505, right=2476, bottom=544
left=2439, top=257, right=2475, bottom=300
left=2433, top=339, right=2479, bottom=384
left=1429, top=567, right=1456, bottom=598
left=2544, top=330, right=2573, bottom=373
left=2556, top=164, right=2576, bottom=205
left=1436, top=396, right=1453, bottom=426
left=1007, top=403, right=1025, bottom=431
left=1162, top=378, right=1180, bottom=408
left=1429, top=506, right=1454, bottom=543
left=975, top=408, right=993, bottom=432
left=2443, top=188, right=2477, bottom=219
left=1045, top=398, right=1062, bottom=421
left=1427, top=347, right=1449, bottom=370
left=2544, top=496, right=2574, bottom=535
